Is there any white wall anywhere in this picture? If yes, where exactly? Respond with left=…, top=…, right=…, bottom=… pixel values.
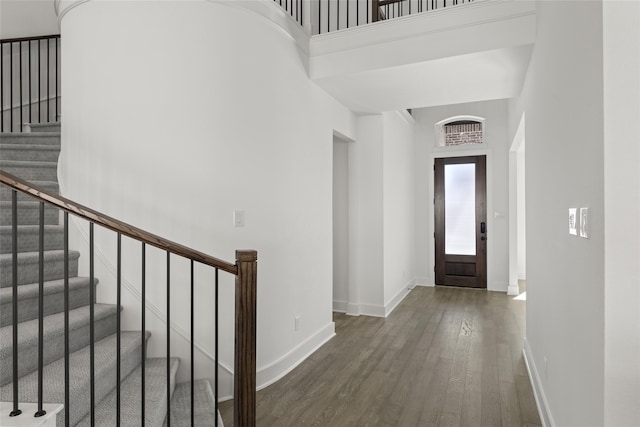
left=413, top=99, right=510, bottom=291
left=0, top=0, right=59, bottom=39
left=382, top=111, right=416, bottom=311
left=349, top=115, right=385, bottom=314
left=517, top=143, right=526, bottom=280
left=603, top=1, right=640, bottom=425
left=59, top=0, right=357, bottom=398
left=346, top=111, right=416, bottom=316
left=519, top=1, right=606, bottom=425
left=333, top=137, right=350, bottom=312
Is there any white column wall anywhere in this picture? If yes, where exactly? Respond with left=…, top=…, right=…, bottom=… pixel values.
left=603, top=1, right=640, bottom=425
left=382, top=111, right=416, bottom=312
left=59, top=0, right=357, bottom=397
left=520, top=1, right=606, bottom=425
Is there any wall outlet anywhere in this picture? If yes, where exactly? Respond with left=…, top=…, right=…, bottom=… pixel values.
left=294, top=316, right=301, bottom=332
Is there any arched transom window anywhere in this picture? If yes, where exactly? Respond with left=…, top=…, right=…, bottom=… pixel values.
left=435, top=116, right=485, bottom=147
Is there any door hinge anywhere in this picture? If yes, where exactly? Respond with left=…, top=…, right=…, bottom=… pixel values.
left=434, top=266, right=436, bottom=272
left=433, top=232, right=435, bottom=238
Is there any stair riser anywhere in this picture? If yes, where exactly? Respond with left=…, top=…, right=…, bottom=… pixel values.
left=0, top=256, right=79, bottom=288
left=0, top=147, right=60, bottom=162
left=0, top=183, right=60, bottom=201
left=0, top=227, right=64, bottom=253
left=28, top=123, right=61, bottom=133
left=0, top=163, right=58, bottom=181
left=0, top=311, right=117, bottom=387
left=0, top=282, right=96, bottom=327
left=0, top=133, right=61, bottom=145
left=0, top=203, right=59, bottom=226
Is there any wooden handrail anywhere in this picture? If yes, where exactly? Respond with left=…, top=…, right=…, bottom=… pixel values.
left=0, top=34, right=60, bottom=44
left=0, top=170, right=238, bottom=274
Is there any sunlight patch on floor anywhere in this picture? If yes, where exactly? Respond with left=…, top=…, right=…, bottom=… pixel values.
left=514, top=291, right=527, bottom=301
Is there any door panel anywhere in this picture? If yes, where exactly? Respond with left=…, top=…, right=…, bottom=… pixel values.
left=435, top=155, right=487, bottom=288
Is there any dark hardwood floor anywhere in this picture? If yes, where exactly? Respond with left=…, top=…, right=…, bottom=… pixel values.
left=220, top=286, right=541, bottom=426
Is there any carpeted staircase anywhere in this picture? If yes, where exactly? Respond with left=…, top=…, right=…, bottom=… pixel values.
left=0, top=123, right=221, bottom=426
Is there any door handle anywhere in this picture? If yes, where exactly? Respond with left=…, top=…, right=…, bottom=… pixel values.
left=481, top=222, right=486, bottom=234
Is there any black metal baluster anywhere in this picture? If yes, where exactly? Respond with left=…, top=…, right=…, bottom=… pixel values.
left=116, top=233, right=122, bottom=426
left=214, top=268, right=219, bottom=427
left=141, top=243, right=146, bottom=424
left=318, top=0, right=321, bottom=34
left=9, top=190, right=21, bottom=417
left=1, top=43, right=4, bottom=133
left=357, top=0, right=359, bottom=27
left=38, top=39, right=41, bottom=123
left=55, top=38, right=58, bottom=121
left=19, top=42, right=22, bottom=132
left=28, top=41, right=32, bottom=125
left=166, top=251, right=171, bottom=427
left=10, top=42, right=13, bottom=131
left=327, top=0, right=330, bottom=33
left=367, top=0, right=369, bottom=24
left=347, top=0, right=350, bottom=28
left=35, top=202, right=46, bottom=418
left=337, top=0, right=340, bottom=30
left=89, top=223, right=95, bottom=425
left=190, top=260, right=194, bottom=427
left=46, top=38, right=50, bottom=122
left=64, top=213, right=70, bottom=427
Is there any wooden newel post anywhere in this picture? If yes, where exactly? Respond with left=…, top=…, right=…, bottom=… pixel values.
left=234, top=250, right=257, bottom=427
left=372, top=0, right=380, bottom=22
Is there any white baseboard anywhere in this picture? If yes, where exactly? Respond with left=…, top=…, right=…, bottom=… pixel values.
left=256, top=322, right=336, bottom=391
left=523, top=337, right=555, bottom=427
left=333, top=300, right=347, bottom=313
left=358, top=303, right=386, bottom=317
left=415, top=276, right=435, bottom=287
left=384, top=279, right=414, bottom=316
left=507, top=283, right=520, bottom=296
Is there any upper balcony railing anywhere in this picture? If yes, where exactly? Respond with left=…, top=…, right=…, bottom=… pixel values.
left=271, top=0, right=476, bottom=35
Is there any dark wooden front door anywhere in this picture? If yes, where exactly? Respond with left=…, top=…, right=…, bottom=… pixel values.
left=435, top=156, right=487, bottom=288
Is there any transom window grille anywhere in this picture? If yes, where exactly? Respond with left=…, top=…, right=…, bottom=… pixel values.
left=436, top=116, right=485, bottom=147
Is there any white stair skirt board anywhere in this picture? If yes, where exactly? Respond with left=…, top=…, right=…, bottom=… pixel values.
left=523, top=337, right=555, bottom=427
left=0, top=402, right=63, bottom=427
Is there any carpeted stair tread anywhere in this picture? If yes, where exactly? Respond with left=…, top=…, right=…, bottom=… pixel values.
left=0, top=276, right=98, bottom=327
left=0, top=159, right=58, bottom=182
left=0, top=180, right=59, bottom=202
left=0, top=132, right=61, bottom=145
left=76, top=357, right=180, bottom=427
left=0, top=200, right=60, bottom=226
left=0, top=303, right=118, bottom=386
left=27, top=123, right=60, bottom=133
left=164, top=379, right=222, bottom=427
left=0, top=249, right=80, bottom=287
left=0, top=144, right=61, bottom=162
left=0, top=224, right=64, bottom=253
left=0, top=331, right=151, bottom=426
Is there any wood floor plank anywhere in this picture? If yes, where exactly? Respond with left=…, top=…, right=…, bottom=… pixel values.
left=220, top=287, right=542, bottom=427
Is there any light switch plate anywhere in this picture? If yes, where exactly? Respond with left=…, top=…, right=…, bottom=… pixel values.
left=233, top=210, right=245, bottom=228
left=580, top=208, right=589, bottom=238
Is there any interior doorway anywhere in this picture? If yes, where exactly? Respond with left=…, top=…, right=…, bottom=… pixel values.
left=434, top=155, right=488, bottom=288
